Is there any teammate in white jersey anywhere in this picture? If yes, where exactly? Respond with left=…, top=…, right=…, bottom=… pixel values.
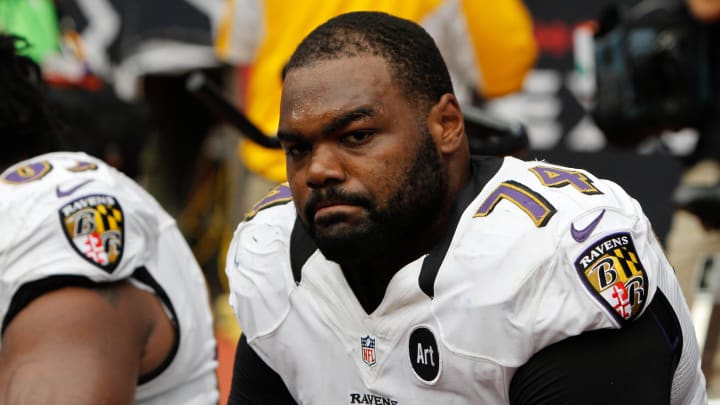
left=225, top=11, right=707, bottom=404
left=0, top=34, right=218, bottom=404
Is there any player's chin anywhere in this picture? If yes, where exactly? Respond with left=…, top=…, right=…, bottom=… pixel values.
left=313, top=215, right=362, bottom=239
left=313, top=217, right=375, bottom=250
left=313, top=207, right=370, bottom=228
left=314, top=229, right=371, bottom=263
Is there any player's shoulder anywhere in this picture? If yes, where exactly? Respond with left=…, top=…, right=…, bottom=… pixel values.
left=1, top=152, right=167, bottom=282
left=3, top=151, right=159, bottom=223
left=229, top=185, right=296, bottom=283
left=469, top=156, right=642, bottom=231
left=234, top=182, right=297, bottom=240
left=225, top=183, right=298, bottom=338
left=463, top=156, right=653, bottom=289
left=502, top=157, right=631, bottom=202
left=485, top=158, right=650, bottom=265
left=2, top=152, right=120, bottom=201
left=228, top=183, right=297, bottom=277
left=2, top=151, right=162, bottom=210
left=437, top=157, right=659, bottom=357
left=2, top=153, right=110, bottom=231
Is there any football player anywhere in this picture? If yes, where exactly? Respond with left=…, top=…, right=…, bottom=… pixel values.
left=225, top=11, right=707, bottom=405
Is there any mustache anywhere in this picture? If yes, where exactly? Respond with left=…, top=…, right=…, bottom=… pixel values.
left=304, top=187, right=373, bottom=219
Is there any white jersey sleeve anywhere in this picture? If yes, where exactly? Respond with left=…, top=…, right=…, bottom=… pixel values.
left=0, top=153, right=160, bottom=290
left=225, top=183, right=298, bottom=342
left=442, top=157, right=704, bottom=403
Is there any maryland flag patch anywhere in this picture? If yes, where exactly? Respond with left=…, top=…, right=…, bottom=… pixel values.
left=574, top=232, right=648, bottom=324
left=59, top=194, right=124, bottom=273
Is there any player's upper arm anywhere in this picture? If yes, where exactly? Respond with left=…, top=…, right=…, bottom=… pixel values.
left=509, top=290, right=682, bottom=404
left=225, top=197, right=297, bottom=341
left=0, top=281, right=156, bottom=405
left=228, top=334, right=296, bottom=405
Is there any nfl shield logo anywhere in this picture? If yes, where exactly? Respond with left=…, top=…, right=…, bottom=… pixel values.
left=361, top=335, right=376, bottom=367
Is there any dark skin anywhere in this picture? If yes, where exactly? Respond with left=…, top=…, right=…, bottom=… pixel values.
left=0, top=281, right=176, bottom=405
left=278, top=55, right=471, bottom=313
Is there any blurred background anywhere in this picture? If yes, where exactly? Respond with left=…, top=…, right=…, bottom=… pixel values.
left=3, top=0, right=719, bottom=402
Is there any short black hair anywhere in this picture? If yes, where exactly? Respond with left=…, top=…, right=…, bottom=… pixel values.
left=0, top=34, right=62, bottom=169
left=284, top=11, right=454, bottom=111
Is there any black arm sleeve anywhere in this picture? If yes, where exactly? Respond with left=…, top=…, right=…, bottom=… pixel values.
left=227, top=334, right=297, bottom=405
left=509, top=290, right=683, bottom=405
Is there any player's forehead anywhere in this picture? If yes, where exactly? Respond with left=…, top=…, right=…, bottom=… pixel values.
left=279, top=56, right=403, bottom=128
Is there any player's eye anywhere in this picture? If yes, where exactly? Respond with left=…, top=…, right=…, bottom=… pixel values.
left=284, top=142, right=311, bottom=158
left=342, top=130, right=375, bottom=145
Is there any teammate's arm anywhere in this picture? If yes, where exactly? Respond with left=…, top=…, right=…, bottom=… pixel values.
left=0, top=281, right=173, bottom=405
left=228, top=334, right=296, bottom=404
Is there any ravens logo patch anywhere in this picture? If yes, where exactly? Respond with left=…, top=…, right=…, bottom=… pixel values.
left=574, top=232, right=648, bottom=324
left=59, top=194, right=124, bottom=272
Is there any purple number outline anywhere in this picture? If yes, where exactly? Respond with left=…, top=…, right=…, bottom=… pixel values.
left=529, top=166, right=602, bottom=195
left=474, top=180, right=556, bottom=227
left=2, top=161, right=53, bottom=184
left=244, top=183, right=293, bottom=221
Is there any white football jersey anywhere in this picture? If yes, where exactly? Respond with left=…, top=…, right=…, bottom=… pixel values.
left=226, top=156, right=706, bottom=404
left=0, top=152, right=218, bottom=404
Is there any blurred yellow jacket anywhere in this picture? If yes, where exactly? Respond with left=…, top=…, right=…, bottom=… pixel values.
left=216, top=0, right=537, bottom=182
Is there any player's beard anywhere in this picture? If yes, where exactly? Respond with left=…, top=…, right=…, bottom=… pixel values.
left=302, top=127, right=447, bottom=265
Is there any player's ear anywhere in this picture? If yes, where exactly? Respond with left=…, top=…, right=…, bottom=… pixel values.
left=427, top=93, right=464, bottom=155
